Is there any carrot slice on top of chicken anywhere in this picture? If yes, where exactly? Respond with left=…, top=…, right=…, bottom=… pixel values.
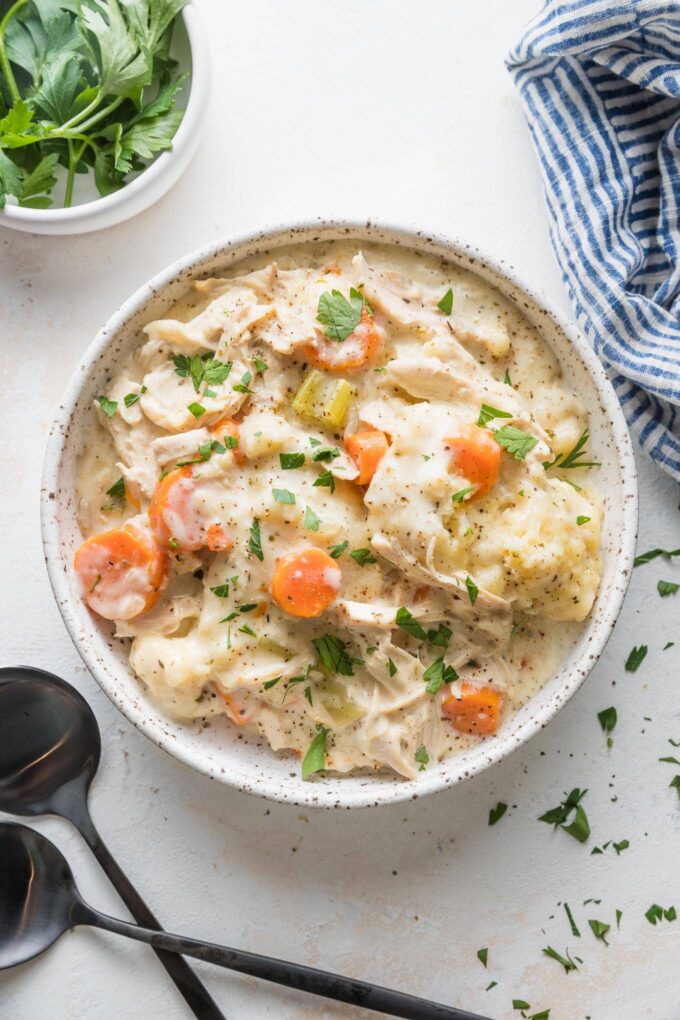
left=74, top=525, right=166, bottom=621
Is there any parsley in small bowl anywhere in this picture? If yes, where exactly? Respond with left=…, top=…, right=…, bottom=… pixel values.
left=0, top=0, right=210, bottom=233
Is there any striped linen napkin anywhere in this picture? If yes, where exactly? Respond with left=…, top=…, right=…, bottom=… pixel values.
left=507, top=0, right=680, bottom=483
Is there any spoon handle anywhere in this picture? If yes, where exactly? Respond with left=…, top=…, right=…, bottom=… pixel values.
left=78, top=902, right=489, bottom=1020
left=76, top=810, right=226, bottom=1020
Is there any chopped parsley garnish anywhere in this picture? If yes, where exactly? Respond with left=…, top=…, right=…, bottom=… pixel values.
left=106, top=477, right=126, bottom=499
left=414, top=745, right=429, bottom=770
left=544, top=429, right=599, bottom=471
left=223, top=434, right=239, bottom=449
left=597, top=706, right=617, bottom=747
left=542, top=946, right=578, bottom=973
left=645, top=904, right=677, bottom=925
left=233, top=370, right=253, bottom=394
left=670, top=776, right=680, bottom=799
left=301, top=726, right=329, bottom=779
left=478, top=403, right=513, bottom=427
left=658, top=580, right=679, bottom=597
left=124, top=392, right=139, bottom=408
left=451, top=486, right=476, bottom=504
left=625, top=645, right=647, bottom=672
left=248, top=518, right=264, bottom=560
left=465, top=575, right=479, bottom=605
left=538, top=788, right=590, bottom=843
left=488, top=802, right=507, bottom=826
left=477, top=947, right=488, bottom=968
left=263, top=676, right=282, bottom=690
left=387, top=657, right=397, bottom=677
left=312, top=634, right=354, bottom=676
left=633, top=547, right=680, bottom=567
left=504, top=369, right=513, bottom=386
left=588, top=919, right=610, bottom=944
left=317, top=288, right=370, bottom=341
left=313, top=469, right=336, bottom=493
left=237, top=603, right=258, bottom=613
left=350, top=548, right=377, bottom=566
left=494, top=425, right=538, bottom=461
left=280, top=452, right=306, bottom=469
left=210, top=584, right=231, bottom=597
left=422, top=656, right=458, bottom=695
left=513, top=1002, right=531, bottom=1012
left=576, top=515, right=591, bottom=526
left=564, top=902, right=581, bottom=937
left=273, top=488, right=296, bottom=505
left=311, top=445, right=340, bottom=463
left=328, top=540, right=348, bottom=558
left=304, top=505, right=321, bottom=531
left=239, top=624, right=256, bottom=637
left=437, top=287, right=453, bottom=315
left=187, top=402, right=206, bottom=418
left=254, top=358, right=268, bottom=374
left=97, top=395, right=118, bottom=417
left=395, top=606, right=427, bottom=641
left=427, top=623, right=452, bottom=648
left=168, top=537, right=179, bottom=549
left=172, top=353, right=231, bottom=390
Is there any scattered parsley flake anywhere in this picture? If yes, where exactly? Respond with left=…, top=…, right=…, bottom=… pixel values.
left=328, top=540, right=348, bottom=559
left=422, top=656, right=458, bottom=695
left=504, top=369, right=513, bottom=386
left=187, top=402, right=206, bottom=418
left=427, top=623, right=452, bottom=648
left=97, top=395, right=117, bottom=417
left=304, top=505, right=321, bottom=531
left=273, top=488, right=296, bottom=505
left=312, top=445, right=340, bottom=463
left=248, top=519, right=264, bottom=560
left=106, top=477, right=125, bottom=499
left=465, top=575, right=479, bottom=605
left=452, top=485, right=476, bottom=504
left=494, top=425, right=538, bottom=461
left=314, top=469, right=336, bottom=493
left=437, top=288, right=453, bottom=315
left=658, top=580, right=679, bottom=597
left=302, top=726, right=329, bottom=779
left=414, top=745, right=429, bottom=769
left=478, top=403, right=513, bottom=427
left=633, top=547, right=680, bottom=567
left=544, top=429, right=599, bottom=471
left=350, top=548, right=377, bottom=566
left=387, top=657, right=397, bottom=677
left=564, top=903, right=581, bottom=937
left=124, top=392, right=139, bottom=408
left=280, top=452, right=306, bottom=469
left=395, top=606, right=427, bottom=641
left=477, top=947, right=488, bottom=968
left=263, top=676, right=282, bottom=690
left=576, top=515, right=591, bottom=526
left=312, top=634, right=354, bottom=676
left=539, top=788, right=590, bottom=843
left=588, top=919, right=610, bottom=944
left=254, top=358, right=268, bottom=374
left=488, top=802, right=507, bottom=826
left=542, top=946, right=578, bottom=973
left=625, top=645, right=647, bottom=672
left=210, top=584, right=230, bottom=597
left=317, top=288, right=368, bottom=341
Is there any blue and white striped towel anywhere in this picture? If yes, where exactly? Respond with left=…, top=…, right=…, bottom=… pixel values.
left=507, top=0, right=680, bottom=483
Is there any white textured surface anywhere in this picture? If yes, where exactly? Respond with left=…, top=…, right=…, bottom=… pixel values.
left=1, top=1, right=678, bottom=1018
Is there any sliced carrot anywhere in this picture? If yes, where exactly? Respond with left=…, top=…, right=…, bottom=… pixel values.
left=74, top=525, right=166, bottom=621
left=306, top=308, right=383, bottom=372
left=442, top=682, right=502, bottom=736
left=206, top=523, right=233, bottom=553
left=210, top=417, right=245, bottom=465
left=444, top=424, right=501, bottom=499
left=345, top=428, right=389, bottom=485
left=149, top=467, right=230, bottom=553
left=270, top=547, right=341, bottom=618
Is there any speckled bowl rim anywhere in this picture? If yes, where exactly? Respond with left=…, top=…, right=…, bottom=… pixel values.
left=41, top=220, right=639, bottom=809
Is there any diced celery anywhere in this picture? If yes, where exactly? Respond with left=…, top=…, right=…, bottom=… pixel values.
left=318, top=678, right=363, bottom=727
left=292, top=370, right=356, bottom=430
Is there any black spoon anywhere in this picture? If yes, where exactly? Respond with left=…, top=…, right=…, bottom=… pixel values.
left=0, top=665, right=225, bottom=1020
left=0, top=822, right=490, bottom=1020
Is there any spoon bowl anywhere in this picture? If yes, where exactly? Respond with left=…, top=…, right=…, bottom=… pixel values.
left=0, top=666, right=100, bottom=819
left=0, top=823, right=78, bottom=969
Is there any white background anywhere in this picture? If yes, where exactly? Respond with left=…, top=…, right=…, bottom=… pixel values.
left=2, top=1, right=680, bottom=1018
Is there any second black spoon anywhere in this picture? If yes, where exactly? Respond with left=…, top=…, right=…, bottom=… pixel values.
left=0, top=665, right=225, bottom=1019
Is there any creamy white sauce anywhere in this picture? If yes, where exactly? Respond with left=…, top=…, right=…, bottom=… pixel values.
left=76, top=241, right=602, bottom=779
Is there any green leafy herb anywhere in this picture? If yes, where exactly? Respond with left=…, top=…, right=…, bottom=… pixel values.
left=539, top=788, right=590, bottom=843
left=313, top=469, right=336, bottom=493
left=387, top=657, right=397, bottom=677
left=598, top=706, right=617, bottom=746
left=422, top=656, right=458, bottom=695
left=504, top=369, right=513, bottom=386
left=97, top=395, right=118, bottom=417
left=263, top=676, right=282, bottom=690
left=465, top=575, right=479, bottom=605
left=239, top=623, right=256, bottom=637
left=304, top=505, right=321, bottom=531
left=233, top=370, right=253, bottom=394
left=301, top=726, right=329, bottom=779
left=494, top=425, right=538, bottom=461
left=542, top=946, right=578, bottom=973
left=395, top=607, right=427, bottom=641
left=311, top=444, right=340, bottom=463
left=437, top=288, right=453, bottom=315
left=488, top=802, right=507, bottom=826
left=564, top=903, right=581, bottom=937
left=254, top=358, right=268, bottom=374
left=625, top=645, right=647, bottom=672
left=478, top=403, right=513, bottom=427
left=658, top=580, right=679, bottom=597
left=576, top=515, right=591, bottom=526
left=106, top=476, right=125, bottom=499
left=633, top=547, right=680, bottom=567
left=280, top=452, right=306, bottom=469
left=427, top=623, right=452, bottom=648
left=248, top=518, right=263, bottom=560
left=588, top=919, right=610, bottom=944
left=210, top=584, right=230, bottom=598
left=317, top=288, right=369, bottom=341
left=350, top=548, right=377, bottom=566
left=451, top=486, right=476, bottom=504
left=124, top=392, right=140, bottom=408
left=644, top=903, right=678, bottom=925
left=328, top=540, right=348, bottom=559
left=414, top=745, right=429, bottom=769
left=187, top=402, right=205, bottom=418
left=513, top=1002, right=531, bottom=1012
left=273, top=488, right=296, bottom=505
left=670, top=776, right=680, bottom=799
left=544, top=429, right=599, bottom=471
left=616, top=909, right=622, bottom=928
left=529, top=1012, right=550, bottom=1020
left=613, top=839, right=629, bottom=854
left=168, top=536, right=179, bottom=550
left=477, top=947, right=488, bottom=968
left=312, top=634, right=354, bottom=676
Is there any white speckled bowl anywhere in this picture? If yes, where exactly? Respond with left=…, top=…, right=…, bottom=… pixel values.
left=41, top=221, right=638, bottom=808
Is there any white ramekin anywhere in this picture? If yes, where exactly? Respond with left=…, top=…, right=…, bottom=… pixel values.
left=41, top=220, right=638, bottom=808
left=0, top=1, right=210, bottom=236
